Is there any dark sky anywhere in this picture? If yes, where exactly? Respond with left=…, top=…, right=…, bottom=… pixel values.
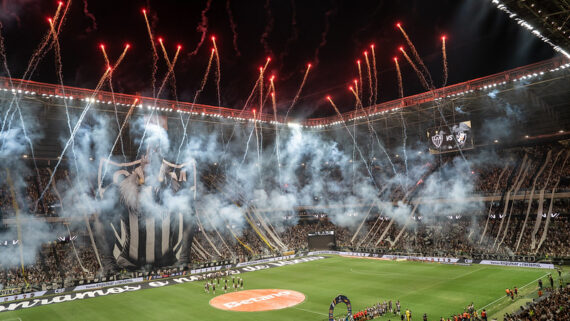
left=0, top=0, right=557, bottom=118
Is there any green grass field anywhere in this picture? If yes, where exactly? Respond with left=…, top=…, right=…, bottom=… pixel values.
left=0, top=256, right=553, bottom=321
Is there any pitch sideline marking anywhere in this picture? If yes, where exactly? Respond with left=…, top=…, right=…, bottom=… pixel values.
left=292, top=307, right=328, bottom=316
left=478, top=272, right=550, bottom=311
left=1, top=318, right=23, bottom=321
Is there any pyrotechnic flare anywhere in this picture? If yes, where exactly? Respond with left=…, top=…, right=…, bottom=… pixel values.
left=284, top=63, right=311, bottom=121
left=142, top=8, right=159, bottom=97
left=212, top=36, right=222, bottom=106
left=370, top=44, right=378, bottom=104
left=54, top=1, right=71, bottom=35
left=349, top=85, right=363, bottom=107
left=396, top=23, right=433, bottom=88
left=442, top=35, right=448, bottom=87
left=364, top=51, right=373, bottom=107
left=394, top=57, right=404, bottom=98
left=353, top=79, right=360, bottom=107
left=399, top=47, right=430, bottom=90
left=99, top=44, right=110, bottom=66
left=356, top=60, right=363, bottom=101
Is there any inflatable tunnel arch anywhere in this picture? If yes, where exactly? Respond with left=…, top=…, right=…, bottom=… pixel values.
left=328, top=294, right=352, bottom=321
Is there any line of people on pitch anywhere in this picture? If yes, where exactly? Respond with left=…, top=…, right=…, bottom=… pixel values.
left=204, top=276, right=244, bottom=294
left=351, top=300, right=404, bottom=320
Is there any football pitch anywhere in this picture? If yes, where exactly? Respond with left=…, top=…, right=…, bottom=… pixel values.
left=1, top=256, right=551, bottom=321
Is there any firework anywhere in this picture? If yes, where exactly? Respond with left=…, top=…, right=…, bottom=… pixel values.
left=442, top=35, right=448, bottom=87
left=284, top=63, right=311, bottom=121
left=370, top=44, right=378, bottom=104
left=399, top=47, right=430, bottom=90
left=364, top=51, right=373, bottom=107
left=142, top=8, right=159, bottom=97
left=212, top=36, right=222, bottom=106
left=349, top=85, right=363, bottom=107
left=394, top=57, right=404, bottom=98
left=356, top=60, right=363, bottom=101
left=175, top=48, right=215, bottom=162
left=396, top=23, right=433, bottom=89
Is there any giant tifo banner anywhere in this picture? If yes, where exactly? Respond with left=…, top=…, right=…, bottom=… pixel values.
left=95, top=153, right=197, bottom=268
left=426, top=120, right=473, bottom=154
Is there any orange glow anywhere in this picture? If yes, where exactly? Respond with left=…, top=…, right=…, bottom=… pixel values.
left=125, top=43, right=130, bottom=49
left=58, top=1, right=64, bottom=7
left=348, top=86, right=353, bottom=91
left=399, top=46, right=404, bottom=51
left=47, top=17, right=53, bottom=24
left=370, top=44, right=375, bottom=49
left=211, top=36, right=216, bottom=41
left=158, top=37, right=163, bottom=43
left=142, top=8, right=147, bottom=14
left=364, top=51, right=368, bottom=56
left=270, top=75, right=275, bottom=81
left=326, top=95, right=331, bottom=100
left=393, top=57, right=398, bottom=61
left=441, top=35, right=447, bottom=41
left=396, top=22, right=401, bottom=28
left=177, top=44, right=182, bottom=50
left=356, top=60, right=361, bottom=64
left=307, top=63, right=312, bottom=68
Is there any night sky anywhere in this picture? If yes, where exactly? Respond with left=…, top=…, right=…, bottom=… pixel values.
left=0, top=0, right=557, bottom=117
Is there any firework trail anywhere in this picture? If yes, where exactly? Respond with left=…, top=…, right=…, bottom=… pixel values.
left=270, top=85, right=282, bottom=184
left=284, top=63, right=311, bottom=122
left=399, top=47, right=430, bottom=90
left=211, top=37, right=222, bottom=107
left=394, top=57, right=404, bottom=98
left=312, top=8, right=335, bottom=66
left=38, top=66, right=112, bottom=204
left=82, top=0, right=97, bottom=32
left=48, top=18, right=80, bottom=171
left=225, top=0, right=241, bottom=56
left=260, top=0, right=274, bottom=57
left=55, top=1, right=71, bottom=35
left=157, top=39, right=182, bottom=101
left=392, top=57, right=409, bottom=183
left=98, top=98, right=140, bottom=191
left=364, top=51, right=373, bottom=107
left=189, top=0, right=212, bottom=56
left=397, top=23, right=433, bottom=88
left=99, top=44, right=110, bottom=66
left=370, top=44, right=378, bottom=103
left=105, top=44, right=131, bottom=161
left=142, top=8, right=159, bottom=97
left=352, top=79, right=361, bottom=107
left=278, top=0, right=298, bottom=74
left=257, top=67, right=263, bottom=162
left=442, top=36, right=448, bottom=87
left=326, top=96, right=377, bottom=187
left=349, top=85, right=363, bottom=107
left=135, top=38, right=179, bottom=159
left=175, top=49, right=215, bottom=162
left=356, top=60, right=363, bottom=101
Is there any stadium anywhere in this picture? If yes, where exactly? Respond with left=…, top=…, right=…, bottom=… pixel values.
left=0, top=1, right=569, bottom=320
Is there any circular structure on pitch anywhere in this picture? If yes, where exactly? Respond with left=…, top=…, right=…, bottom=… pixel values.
left=209, top=289, right=305, bottom=312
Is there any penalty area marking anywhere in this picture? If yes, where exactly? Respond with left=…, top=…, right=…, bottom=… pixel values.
left=209, top=289, right=305, bottom=312
left=1, top=318, right=23, bottom=321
